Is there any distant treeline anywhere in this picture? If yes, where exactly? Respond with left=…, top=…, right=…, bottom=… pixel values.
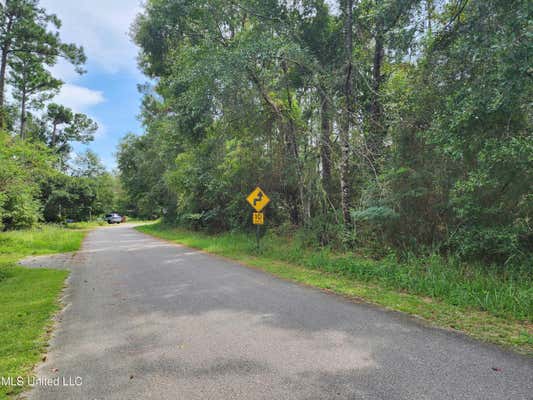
left=0, top=0, right=117, bottom=229
left=118, top=0, right=531, bottom=265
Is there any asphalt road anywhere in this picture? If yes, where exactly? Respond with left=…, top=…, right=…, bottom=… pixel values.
left=22, top=224, right=532, bottom=400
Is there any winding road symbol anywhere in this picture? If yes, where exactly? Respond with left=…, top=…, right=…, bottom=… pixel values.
left=253, top=191, right=264, bottom=206
left=246, top=187, right=270, bottom=212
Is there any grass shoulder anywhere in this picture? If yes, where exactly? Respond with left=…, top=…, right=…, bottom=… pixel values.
left=0, top=225, right=89, bottom=399
left=137, top=222, right=533, bottom=355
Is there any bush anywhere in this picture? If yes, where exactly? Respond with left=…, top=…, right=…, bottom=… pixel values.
left=0, top=132, right=55, bottom=230
left=450, top=226, right=532, bottom=266
left=1, top=190, right=41, bottom=229
left=299, top=211, right=344, bottom=247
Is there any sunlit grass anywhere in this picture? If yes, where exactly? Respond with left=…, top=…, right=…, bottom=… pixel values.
left=0, top=225, right=87, bottom=399
left=0, top=225, right=85, bottom=259
left=64, top=220, right=106, bottom=230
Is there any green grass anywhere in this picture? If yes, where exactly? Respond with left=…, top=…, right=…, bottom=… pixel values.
left=137, top=223, right=533, bottom=355
left=0, top=225, right=87, bottom=399
left=0, top=225, right=86, bottom=257
left=125, top=217, right=159, bottom=223
left=64, top=220, right=106, bottom=230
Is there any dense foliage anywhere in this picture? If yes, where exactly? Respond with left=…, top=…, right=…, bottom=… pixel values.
left=120, top=0, right=532, bottom=266
left=0, top=0, right=116, bottom=229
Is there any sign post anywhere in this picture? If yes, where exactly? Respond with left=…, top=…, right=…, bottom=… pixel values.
left=246, top=187, right=270, bottom=249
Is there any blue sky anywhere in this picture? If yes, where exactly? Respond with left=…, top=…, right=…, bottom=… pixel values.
left=41, top=0, right=145, bottom=170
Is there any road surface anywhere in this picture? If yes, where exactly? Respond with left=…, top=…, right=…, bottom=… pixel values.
left=22, top=224, right=532, bottom=399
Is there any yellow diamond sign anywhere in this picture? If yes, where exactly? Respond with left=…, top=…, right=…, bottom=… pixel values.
left=246, top=187, right=270, bottom=212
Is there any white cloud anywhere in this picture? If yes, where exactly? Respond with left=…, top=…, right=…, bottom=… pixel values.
left=48, top=59, right=81, bottom=82
left=53, top=83, right=105, bottom=113
left=41, top=0, right=142, bottom=77
left=93, top=120, right=107, bottom=139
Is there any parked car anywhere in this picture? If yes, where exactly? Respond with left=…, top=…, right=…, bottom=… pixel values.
left=104, top=213, right=123, bottom=224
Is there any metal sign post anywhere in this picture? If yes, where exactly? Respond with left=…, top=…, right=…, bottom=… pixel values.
left=252, top=212, right=264, bottom=249
left=256, top=222, right=260, bottom=249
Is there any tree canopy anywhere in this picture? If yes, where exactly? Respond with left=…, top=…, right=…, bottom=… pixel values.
left=118, top=0, right=532, bottom=265
left=0, top=0, right=115, bottom=229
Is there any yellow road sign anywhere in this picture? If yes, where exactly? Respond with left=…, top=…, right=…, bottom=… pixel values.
left=252, top=212, right=264, bottom=225
left=246, top=187, right=270, bottom=212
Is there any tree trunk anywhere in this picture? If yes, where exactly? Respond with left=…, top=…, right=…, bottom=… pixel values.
left=283, top=118, right=301, bottom=225
left=319, top=91, right=332, bottom=193
left=368, top=27, right=385, bottom=166
left=0, top=14, right=14, bottom=129
left=19, top=88, right=26, bottom=139
left=247, top=67, right=301, bottom=225
left=0, top=49, right=9, bottom=127
left=340, top=0, right=354, bottom=225
left=282, top=60, right=302, bottom=226
left=426, top=0, right=434, bottom=33
left=51, top=122, right=58, bottom=146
